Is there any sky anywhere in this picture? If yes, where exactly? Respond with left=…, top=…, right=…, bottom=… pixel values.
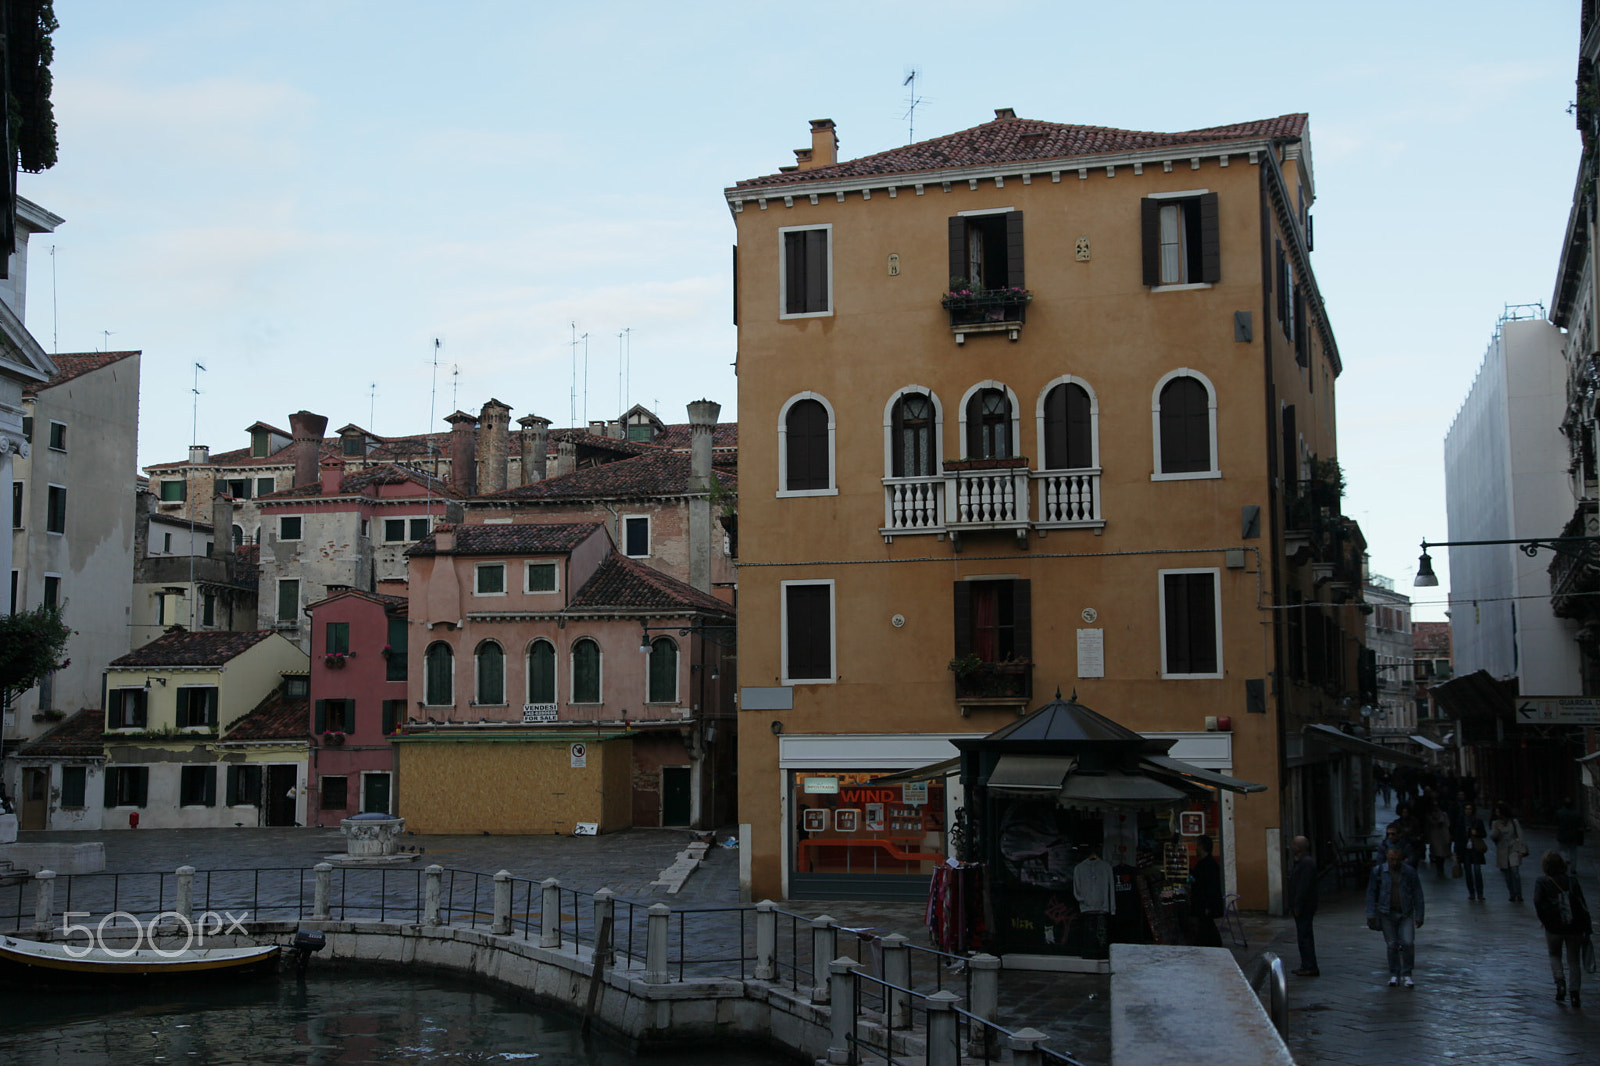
left=19, top=1, right=1585, bottom=621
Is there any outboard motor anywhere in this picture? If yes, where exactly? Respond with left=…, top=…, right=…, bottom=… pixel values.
left=291, top=929, right=326, bottom=977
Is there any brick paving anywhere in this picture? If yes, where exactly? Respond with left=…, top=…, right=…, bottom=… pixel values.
left=7, top=814, right=1599, bottom=1065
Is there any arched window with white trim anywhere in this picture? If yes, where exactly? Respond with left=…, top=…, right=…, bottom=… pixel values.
left=1151, top=369, right=1220, bottom=480
left=475, top=641, right=505, bottom=705
left=958, top=382, right=1020, bottom=460
left=888, top=389, right=938, bottom=477
left=571, top=638, right=602, bottom=704
left=1038, top=378, right=1097, bottom=470
left=778, top=392, right=837, bottom=496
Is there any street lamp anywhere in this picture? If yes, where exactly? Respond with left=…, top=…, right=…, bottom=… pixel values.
left=1412, top=537, right=1600, bottom=587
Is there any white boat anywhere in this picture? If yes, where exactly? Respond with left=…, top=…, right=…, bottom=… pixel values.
left=0, top=934, right=279, bottom=988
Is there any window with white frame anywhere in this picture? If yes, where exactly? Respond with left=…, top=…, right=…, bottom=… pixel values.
left=778, top=393, right=836, bottom=496
left=46, top=484, right=65, bottom=534
left=525, top=562, right=558, bottom=594
left=1141, top=191, right=1220, bottom=287
left=1151, top=370, right=1219, bottom=480
left=47, top=421, right=66, bottom=451
left=108, top=688, right=148, bottom=729
left=278, top=515, right=303, bottom=541
left=779, top=224, right=832, bottom=318
left=1039, top=379, right=1097, bottom=470
left=887, top=389, right=940, bottom=478
left=623, top=515, right=650, bottom=558
left=782, top=579, right=835, bottom=684
left=1159, top=568, right=1223, bottom=678
left=475, top=563, right=506, bottom=595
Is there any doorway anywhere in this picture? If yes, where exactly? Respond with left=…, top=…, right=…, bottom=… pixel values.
left=265, top=765, right=298, bottom=826
left=19, top=768, right=48, bottom=831
left=362, top=772, right=392, bottom=815
left=661, top=766, right=691, bottom=827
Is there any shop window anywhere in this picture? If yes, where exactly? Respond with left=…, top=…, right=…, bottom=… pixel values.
left=60, top=766, right=87, bottom=807
left=104, top=766, right=149, bottom=808
left=790, top=771, right=947, bottom=881
left=175, top=686, right=219, bottom=729
left=424, top=642, right=454, bottom=705
left=1161, top=568, right=1222, bottom=677
left=321, top=776, right=349, bottom=811
left=1141, top=192, right=1219, bottom=286
left=780, top=224, right=831, bottom=317
left=571, top=638, right=602, bottom=703
left=476, top=641, right=506, bottom=705
left=948, top=209, right=1023, bottom=290
left=179, top=766, right=216, bottom=807
left=647, top=638, right=677, bottom=703
left=783, top=580, right=834, bottom=684
left=227, top=764, right=262, bottom=806
left=527, top=640, right=557, bottom=704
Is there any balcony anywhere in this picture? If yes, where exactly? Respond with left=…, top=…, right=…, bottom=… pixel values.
left=880, top=464, right=1103, bottom=539
left=883, top=476, right=945, bottom=533
left=941, top=288, right=1030, bottom=344
left=944, top=459, right=1030, bottom=537
left=952, top=659, right=1034, bottom=713
left=1033, top=468, right=1103, bottom=528
left=1550, top=501, right=1600, bottom=619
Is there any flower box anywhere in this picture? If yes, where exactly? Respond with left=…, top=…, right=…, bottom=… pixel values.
left=941, top=287, right=1031, bottom=330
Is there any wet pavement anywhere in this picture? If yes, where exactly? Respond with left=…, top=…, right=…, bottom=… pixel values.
left=7, top=812, right=1599, bottom=1064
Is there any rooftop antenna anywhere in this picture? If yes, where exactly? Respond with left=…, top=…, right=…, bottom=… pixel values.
left=428, top=338, right=442, bottom=481
left=101, top=329, right=114, bottom=353
left=188, top=362, right=206, bottom=627
left=902, top=68, right=923, bottom=144
left=49, top=245, right=57, bottom=354
left=581, top=332, right=590, bottom=426
left=450, top=363, right=460, bottom=412
left=616, top=329, right=626, bottom=417
left=569, top=321, right=579, bottom=428
left=622, top=327, right=632, bottom=413
left=368, top=382, right=377, bottom=432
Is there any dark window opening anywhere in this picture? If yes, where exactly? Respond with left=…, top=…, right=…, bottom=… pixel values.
left=783, top=228, right=829, bottom=314
left=180, top=766, right=217, bottom=807
left=321, top=776, right=349, bottom=810
left=278, top=516, right=302, bottom=541
left=784, top=399, right=830, bottom=491
left=226, top=764, right=262, bottom=806
left=954, top=579, right=1033, bottom=664
left=648, top=638, right=677, bottom=702
left=1164, top=572, right=1219, bottom=675
left=175, top=687, right=219, bottom=729
left=785, top=583, right=832, bottom=681
left=965, top=388, right=1013, bottom=460
left=528, top=641, right=556, bottom=704
left=624, top=517, right=649, bottom=557
left=46, top=485, right=65, bottom=533
left=572, top=639, right=601, bottom=703
left=226, top=478, right=252, bottom=500
left=1141, top=194, right=1220, bottom=286
left=891, top=393, right=935, bottom=478
left=1043, top=383, right=1092, bottom=469
left=60, top=766, right=86, bottom=807
left=948, top=211, right=1024, bottom=291
left=105, top=766, right=149, bottom=808
left=1158, top=377, right=1211, bottom=474
left=109, top=688, right=148, bottom=729
left=48, top=422, right=65, bottom=451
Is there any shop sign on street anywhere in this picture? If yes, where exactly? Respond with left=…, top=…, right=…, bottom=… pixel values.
left=1515, top=697, right=1600, bottom=725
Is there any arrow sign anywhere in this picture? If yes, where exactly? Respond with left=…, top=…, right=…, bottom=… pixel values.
left=1515, top=698, right=1600, bottom=725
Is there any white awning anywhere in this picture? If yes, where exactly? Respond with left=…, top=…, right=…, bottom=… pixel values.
left=1409, top=734, right=1445, bottom=751
left=1139, top=755, right=1267, bottom=794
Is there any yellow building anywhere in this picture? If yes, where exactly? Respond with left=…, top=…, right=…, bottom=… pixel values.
left=728, top=111, right=1375, bottom=911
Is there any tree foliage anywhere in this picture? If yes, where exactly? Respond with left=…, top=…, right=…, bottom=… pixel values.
left=0, top=604, right=71, bottom=694
left=7, top=0, right=58, bottom=173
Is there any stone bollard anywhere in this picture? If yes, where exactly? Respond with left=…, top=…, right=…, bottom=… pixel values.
left=592, top=888, right=615, bottom=967
left=540, top=878, right=562, bottom=948
left=313, top=862, right=333, bottom=921
left=924, top=990, right=960, bottom=1066
left=810, top=915, right=838, bottom=1003
left=423, top=865, right=444, bottom=926
left=826, top=956, right=858, bottom=1065
left=754, top=900, right=778, bottom=981
left=1006, top=1027, right=1051, bottom=1066
left=175, top=866, right=195, bottom=925
left=645, top=903, right=671, bottom=983
left=492, top=871, right=512, bottom=936
left=32, top=869, right=56, bottom=934
left=879, top=933, right=911, bottom=1029
left=966, top=952, right=1001, bottom=1056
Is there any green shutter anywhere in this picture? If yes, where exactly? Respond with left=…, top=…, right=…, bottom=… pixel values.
left=203, top=767, right=216, bottom=807
left=382, top=700, right=398, bottom=736
left=103, top=770, right=115, bottom=807
left=953, top=582, right=973, bottom=659
left=134, top=768, right=149, bottom=808
left=649, top=639, right=677, bottom=703
left=315, top=700, right=327, bottom=734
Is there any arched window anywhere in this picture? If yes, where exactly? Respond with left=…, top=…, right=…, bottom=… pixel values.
left=1042, top=382, right=1094, bottom=470
left=890, top=392, right=935, bottom=477
left=647, top=638, right=678, bottom=703
left=475, top=641, right=504, bottom=705
left=232, top=524, right=244, bottom=548
left=1156, top=373, right=1215, bottom=476
left=783, top=397, right=831, bottom=492
left=424, top=642, right=453, bottom=706
left=966, top=388, right=1013, bottom=460
left=527, top=640, right=556, bottom=705
left=571, top=638, right=601, bottom=704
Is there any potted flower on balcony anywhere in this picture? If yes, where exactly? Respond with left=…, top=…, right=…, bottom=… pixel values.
left=324, top=651, right=350, bottom=668
left=379, top=644, right=393, bottom=659
left=940, top=278, right=1032, bottom=329
left=949, top=655, right=1034, bottom=700
left=321, top=730, right=346, bottom=746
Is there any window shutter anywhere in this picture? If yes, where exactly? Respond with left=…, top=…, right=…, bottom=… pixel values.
left=1005, top=211, right=1025, bottom=289
left=1140, top=199, right=1162, bottom=286
left=1198, top=193, right=1220, bottom=283
left=315, top=700, right=327, bottom=734
left=1066, top=384, right=1092, bottom=468
left=731, top=244, right=738, bottom=326
left=1012, top=580, right=1032, bottom=661
left=1293, top=286, right=1308, bottom=366
left=784, top=231, right=805, bottom=314
left=1165, top=574, right=1191, bottom=674
left=1159, top=378, right=1210, bottom=474
left=1281, top=405, right=1297, bottom=483
left=135, top=690, right=148, bottom=728
left=786, top=585, right=831, bottom=680
left=890, top=399, right=907, bottom=478
left=1188, top=574, right=1217, bottom=673
left=382, top=700, right=398, bottom=736
left=948, top=216, right=966, bottom=285
left=226, top=766, right=239, bottom=806
left=953, top=582, right=973, bottom=658
left=804, top=229, right=828, bottom=312
left=785, top=400, right=828, bottom=491
left=1275, top=243, right=1287, bottom=324
left=134, top=768, right=149, bottom=808
left=203, top=767, right=216, bottom=807
left=104, top=770, right=115, bottom=807
left=206, top=689, right=218, bottom=728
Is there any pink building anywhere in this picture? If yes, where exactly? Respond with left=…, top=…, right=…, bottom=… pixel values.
left=305, top=588, right=409, bottom=823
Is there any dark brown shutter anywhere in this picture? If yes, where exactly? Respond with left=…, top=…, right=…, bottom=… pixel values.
left=1043, top=385, right=1066, bottom=469
left=1198, top=193, right=1220, bottom=283
left=1012, top=580, right=1032, bottom=661
left=1189, top=574, right=1217, bottom=673
left=1066, top=384, right=1091, bottom=468
left=1141, top=198, right=1161, bottom=286
left=1005, top=211, right=1025, bottom=289
left=315, top=700, right=327, bottom=734
left=953, top=582, right=972, bottom=658
left=103, top=771, right=114, bottom=807
left=804, top=229, right=828, bottom=312
left=948, top=216, right=966, bottom=286
left=731, top=244, right=738, bottom=326
left=1159, top=378, right=1210, bottom=473
left=1164, top=573, right=1189, bottom=674
left=890, top=398, right=907, bottom=478
left=785, top=399, right=828, bottom=491
left=134, top=768, right=149, bottom=808
left=965, top=391, right=983, bottom=459
left=786, top=584, right=831, bottom=680
left=1275, top=242, right=1287, bottom=324
left=1281, top=404, right=1297, bottom=485
left=1294, top=286, right=1308, bottom=366
left=784, top=231, right=803, bottom=314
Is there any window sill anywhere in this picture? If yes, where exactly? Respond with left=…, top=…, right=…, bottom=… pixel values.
left=1160, top=671, right=1225, bottom=680
left=777, top=488, right=838, bottom=498
left=1150, top=470, right=1222, bottom=482
left=779, top=309, right=834, bottom=321
left=951, top=322, right=1021, bottom=345
left=1151, top=282, right=1213, bottom=292
left=781, top=677, right=836, bottom=686
left=473, top=592, right=508, bottom=598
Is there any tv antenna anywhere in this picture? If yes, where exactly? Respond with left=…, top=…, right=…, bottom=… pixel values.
left=100, top=329, right=114, bottom=352
left=451, top=363, right=460, bottom=411
left=369, top=382, right=377, bottom=431
left=188, top=362, right=206, bottom=626
left=428, top=338, right=442, bottom=480
left=569, top=321, right=579, bottom=428
left=902, top=68, right=923, bottom=144
left=49, top=245, right=57, bottom=354
left=617, top=328, right=631, bottom=416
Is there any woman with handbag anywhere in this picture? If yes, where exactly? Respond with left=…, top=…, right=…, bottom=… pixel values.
left=1455, top=802, right=1489, bottom=901
left=1489, top=803, right=1528, bottom=902
left=1533, top=850, right=1592, bottom=1007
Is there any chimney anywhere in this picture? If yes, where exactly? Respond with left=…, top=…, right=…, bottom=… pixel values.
left=188, top=445, right=210, bottom=464
left=212, top=492, right=234, bottom=559
left=320, top=456, right=345, bottom=496
left=445, top=411, right=479, bottom=495
left=994, top=107, right=1016, bottom=120
left=553, top=437, right=577, bottom=478
left=433, top=524, right=455, bottom=553
left=518, top=414, right=551, bottom=483
left=794, top=119, right=837, bottom=171
left=686, top=399, right=722, bottom=593
left=288, top=411, right=328, bottom=491
left=479, top=398, right=512, bottom=494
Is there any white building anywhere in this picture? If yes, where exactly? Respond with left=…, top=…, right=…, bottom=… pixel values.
left=1443, top=311, right=1582, bottom=696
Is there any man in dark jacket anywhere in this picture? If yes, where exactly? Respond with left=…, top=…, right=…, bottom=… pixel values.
left=1189, top=835, right=1224, bottom=947
left=1287, top=835, right=1319, bottom=976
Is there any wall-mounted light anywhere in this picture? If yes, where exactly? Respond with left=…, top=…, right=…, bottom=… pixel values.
left=770, top=720, right=783, bottom=736
left=143, top=676, right=167, bottom=691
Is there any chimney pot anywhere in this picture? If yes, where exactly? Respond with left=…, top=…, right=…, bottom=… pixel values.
left=796, top=119, right=837, bottom=170
left=994, top=108, right=1016, bottom=120
left=288, top=411, right=329, bottom=490
left=188, top=445, right=210, bottom=464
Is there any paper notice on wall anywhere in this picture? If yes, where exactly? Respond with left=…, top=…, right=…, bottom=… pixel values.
left=1077, top=628, right=1105, bottom=678
left=1103, top=809, right=1137, bottom=865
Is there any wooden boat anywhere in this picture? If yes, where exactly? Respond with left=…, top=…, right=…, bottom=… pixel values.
left=0, top=934, right=279, bottom=988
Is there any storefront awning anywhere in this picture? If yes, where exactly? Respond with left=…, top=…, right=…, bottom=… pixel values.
left=1409, top=734, right=1445, bottom=751
left=1058, top=770, right=1187, bottom=807
left=1303, top=723, right=1426, bottom=767
left=987, top=754, right=1078, bottom=793
left=862, top=757, right=961, bottom=787
left=1139, top=755, right=1267, bottom=794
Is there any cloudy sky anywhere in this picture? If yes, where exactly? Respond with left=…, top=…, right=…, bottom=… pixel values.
left=19, top=1, right=1583, bottom=618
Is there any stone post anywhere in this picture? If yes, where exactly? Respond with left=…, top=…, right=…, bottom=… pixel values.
left=540, top=878, right=562, bottom=948
left=826, top=956, right=858, bottom=1065
left=492, top=870, right=512, bottom=936
left=754, top=900, right=778, bottom=981
left=924, top=990, right=960, bottom=1066
left=423, top=865, right=443, bottom=926
left=32, top=869, right=55, bottom=934
left=1006, top=1027, right=1050, bottom=1066
left=967, top=952, right=1001, bottom=1057
left=810, top=915, right=838, bottom=1002
left=313, top=862, right=333, bottom=920
left=175, top=865, right=195, bottom=925
left=879, top=933, right=911, bottom=1028
left=645, top=903, right=671, bottom=983
left=592, top=888, right=615, bottom=967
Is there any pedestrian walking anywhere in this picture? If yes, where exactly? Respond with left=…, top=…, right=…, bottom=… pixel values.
left=1533, top=850, right=1593, bottom=1008
left=1554, top=798, right=1586, bottom=876
left=1287, top=835, right=1319, bottom=976
left=1366, top=846, right=1425, bottom=988
left=1454, top=802, right=1488, bottom=901
left=1426, top=802, right=1452, bottom=878
left=1488, top=803, right=1528, bottom=902
left=1373, top=822, right=1417, bottom=866
left=1187, top=835, right=1224, bottom=947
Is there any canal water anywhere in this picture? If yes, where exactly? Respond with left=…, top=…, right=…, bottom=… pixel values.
left=0, top=971, right=793, bottom=1065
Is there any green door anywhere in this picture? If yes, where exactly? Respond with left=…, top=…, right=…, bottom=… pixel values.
left=363, top=772, right=392, bottom=815
left=661, top=766, right=691, bottom=827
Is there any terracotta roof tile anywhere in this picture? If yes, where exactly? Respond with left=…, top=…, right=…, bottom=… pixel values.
left=407, top=521, right=603, bottom=557
left=653, top=423, right=739, bottom=450
left=306, top=588, right=409, bottom=612
left=480, top=451, right=737, bottom=502
left=223, top=688, right=310, bottom=742
left=23, top=350, right=139, bottom=396
left=109, top=630, right=275, bottom=668
left=15, top=708, right=106, bottom=758
left=732, top=113, right=1309, bottom=189
left=255, top=462, right=460, bottom=502
left=568, top=551, right=734, bottom=615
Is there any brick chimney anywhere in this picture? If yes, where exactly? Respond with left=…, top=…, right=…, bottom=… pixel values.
left=553, top=437, right=577, bottom=478
left=518, top=414, right=551, bottom=484
left=320, top=456, right=345, bottom=495
left=212, top=492, right=234, bottom=559
left=794, top=119, right=837, bottom=171
left=445, top=411, right=479, bottom=496
left=288, top=411, right=329, bottom=490
left=686, top=399, right=721, bottom=593
left=478, top=398, right=512, bottom=494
